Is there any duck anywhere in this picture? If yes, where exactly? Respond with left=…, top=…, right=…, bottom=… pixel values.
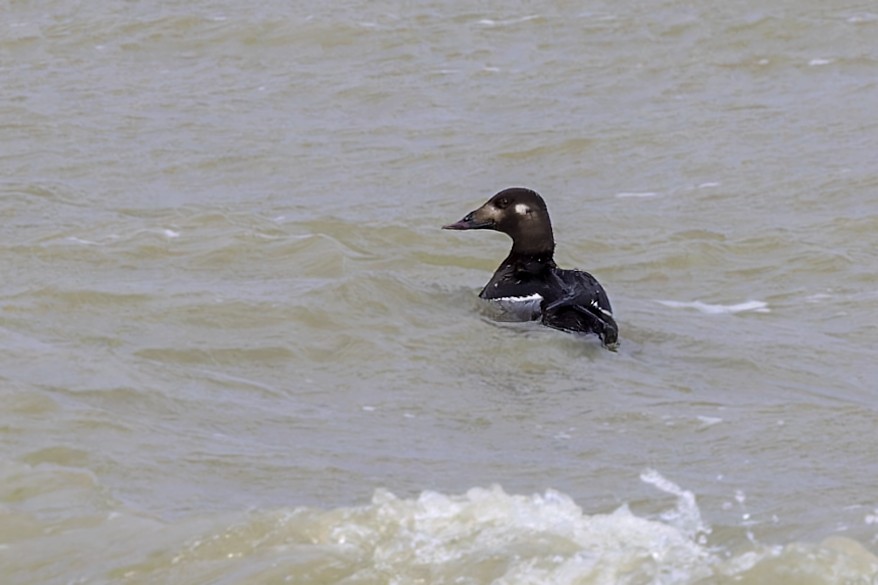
left=443, top=187, right=618, bottom=349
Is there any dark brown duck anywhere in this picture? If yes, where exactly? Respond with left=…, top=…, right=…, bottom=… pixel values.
left=443, top=187, right=619, bottom=349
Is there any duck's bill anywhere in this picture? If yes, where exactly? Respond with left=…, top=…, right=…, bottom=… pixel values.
left=442, top=212, right=494, bottom=230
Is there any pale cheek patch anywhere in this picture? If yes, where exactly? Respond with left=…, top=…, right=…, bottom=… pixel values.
left=515, top=203, right=530, bottom=215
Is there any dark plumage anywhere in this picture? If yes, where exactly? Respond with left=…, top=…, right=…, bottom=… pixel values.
left=443, top=187, right=618, bottom=349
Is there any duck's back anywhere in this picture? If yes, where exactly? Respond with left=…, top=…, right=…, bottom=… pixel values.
left=479, top=261, right=617, bottom=345
left=540, top=267, right=618, bottom=346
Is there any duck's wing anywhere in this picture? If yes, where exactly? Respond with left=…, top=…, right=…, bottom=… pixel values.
left=540, top=270, right=619, bottom=348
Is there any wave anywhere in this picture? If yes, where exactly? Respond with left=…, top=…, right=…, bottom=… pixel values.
left=7, top=468, right=875, bottom=584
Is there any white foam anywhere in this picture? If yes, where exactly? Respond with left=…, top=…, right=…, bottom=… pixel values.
left=478, top=15, right=540, bottom=26
left=696, top=415, right=723, bottom=427
left=847, top=13, right=878, bottom=23
left=160, top=483, right=878, bottom=583
left=656, top=299, right=770, bottom=314
left=334, top=484, right=714, bottom=580
left=640, top=469, right=710, bottom=541
left=808, top=58, right=833, bottom=66
left=804, top=292, right=832, bottom=303
left=67, top=236, right=99, bottom=245
left=163, top=229, right=180, bottom=239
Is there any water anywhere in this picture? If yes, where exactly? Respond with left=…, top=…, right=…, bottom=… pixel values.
left=2, top=1, right=878, bottom=583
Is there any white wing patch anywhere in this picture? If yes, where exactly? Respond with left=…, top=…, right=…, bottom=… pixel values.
left=487, top=294, right=611, bottom=321
left=488, top=293, right=543, bottom=320
left=496, top=293, right=542, bottom=303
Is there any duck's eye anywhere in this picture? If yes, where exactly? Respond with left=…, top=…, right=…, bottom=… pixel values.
left=495, top=197, right=510, bottom=208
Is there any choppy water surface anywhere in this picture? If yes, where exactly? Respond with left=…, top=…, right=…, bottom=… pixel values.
left=2, top=1, right=878, bottom=583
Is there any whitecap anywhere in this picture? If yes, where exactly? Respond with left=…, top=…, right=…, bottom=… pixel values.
left=154, top=482, right=878, bottom=583
left=478, top=15, right=540, bottom=27
left=656, top=299, right=770, bottom=314
left=696, top=415, right=723, bottom=427
left=804, top=292, right=833, bottom=303
left=847, top=13, right=878, bottom=23
left=67, top=236, right=99, bottom=245
left=640, top=469, right=710, bottom=540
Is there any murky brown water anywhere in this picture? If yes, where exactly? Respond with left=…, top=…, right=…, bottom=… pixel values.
left=2, top=1, right=878, bottom=583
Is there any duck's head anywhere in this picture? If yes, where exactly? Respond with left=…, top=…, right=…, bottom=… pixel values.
left=443, top=187, right=555, bottom=255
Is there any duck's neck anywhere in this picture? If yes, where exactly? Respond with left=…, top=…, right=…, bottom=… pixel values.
left=501, top=248, right=556, bottom=275
left=509, top=221, right=555, bottom=257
